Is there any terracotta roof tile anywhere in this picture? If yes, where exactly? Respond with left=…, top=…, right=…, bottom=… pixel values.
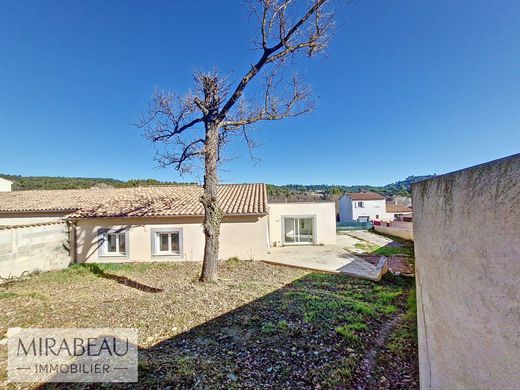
left=0, top=184, right=267, bottom=218
left=346, top=192, right=386, bottom=201
left=386, top=204, right=412, bottom=213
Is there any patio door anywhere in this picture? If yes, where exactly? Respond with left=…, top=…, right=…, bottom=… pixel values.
left=283, top=217, right=314, bottom=245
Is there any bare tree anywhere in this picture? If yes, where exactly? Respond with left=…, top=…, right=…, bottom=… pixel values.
left=138, top=0, right=335, bottom=282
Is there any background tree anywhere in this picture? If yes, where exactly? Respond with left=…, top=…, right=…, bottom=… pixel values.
left=139, top=0, right=336, bottom=282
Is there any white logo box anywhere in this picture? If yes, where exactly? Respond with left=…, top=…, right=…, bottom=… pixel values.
left=7, top=328, right=138, bottom=383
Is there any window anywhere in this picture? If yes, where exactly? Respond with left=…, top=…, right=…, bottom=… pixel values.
left=356, top=201, right=364, bottom=208
left=155, top=232, right=180, bottom=255
left=99, top=229, right=128, bottom=257
left=151, top=228, right=183, bottom=256
left=376, top=214, right=379, bottom=219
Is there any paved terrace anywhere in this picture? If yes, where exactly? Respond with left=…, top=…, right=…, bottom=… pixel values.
left=264, top=234, right=387, bottom=281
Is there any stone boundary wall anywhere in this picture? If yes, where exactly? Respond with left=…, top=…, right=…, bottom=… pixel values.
left=0, top=223, right=71, bottom=280
left=412, top=153, right=520, bottom=390
left=374, top=225, right=413, bottom=241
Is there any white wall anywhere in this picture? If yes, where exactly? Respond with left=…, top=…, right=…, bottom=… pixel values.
left=0, top=178, right=12, bottom=192
left=339, top=196, right=352, bottom=223
left=412, top=154, right=520, bottom=390
left=339, top=195, right=386, bottom=222
left=268, top=202, right=336, bottom=246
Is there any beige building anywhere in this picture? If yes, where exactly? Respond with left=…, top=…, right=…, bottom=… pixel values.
left=0, top=184, right=336, bottom=264
left=268, top=202, right=336, bottom=247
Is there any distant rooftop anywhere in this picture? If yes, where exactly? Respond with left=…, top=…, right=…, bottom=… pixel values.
left=386, top=204, right=412, bottom=213
left=346, top=192, right=385, bottom=201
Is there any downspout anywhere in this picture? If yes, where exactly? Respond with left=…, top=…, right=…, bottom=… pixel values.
left=68, top=220, right=77, bottom=263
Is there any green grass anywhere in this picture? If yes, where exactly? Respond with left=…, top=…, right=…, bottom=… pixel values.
left=335, top=325, right=359, bottom=342
left=277, top=319, right=289, bottom=331
left=0, top=291, right=17, bottom=299
left=354, top=241, right=414, bottom=257
left=261, top=322, right=277, bottom=334
left=226, top=256, right=241, bottom=266
left=386, top=286, right=417, bottom=355
left=0, top=290, right=47, bottom=300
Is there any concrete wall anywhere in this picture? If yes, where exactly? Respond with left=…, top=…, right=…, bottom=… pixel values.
left=268, top=202, right=336, bottom=246
left=0, top=223, right=70, bottom=279
left=374, top=225, right=413, bottom=241
left=412, top=153, right=520, bottom=390
left=74, top=215, right=269, bottom=263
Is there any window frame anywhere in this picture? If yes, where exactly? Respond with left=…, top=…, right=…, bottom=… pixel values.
left=98, top=228, right=129, bottom=258
left=151, top=227, right=183, bottom=257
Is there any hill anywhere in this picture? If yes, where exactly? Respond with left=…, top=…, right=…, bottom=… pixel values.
left=267, top=175, right=434, bottom=200
left=0, top=174, right=434, bottom=199
left=0, top=174, right=190, bottom=191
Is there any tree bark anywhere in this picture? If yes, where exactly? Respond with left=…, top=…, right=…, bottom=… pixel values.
left=199, top=120, right=222, bottom=282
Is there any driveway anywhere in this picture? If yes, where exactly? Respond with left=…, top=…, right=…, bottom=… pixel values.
left=263, top=234, right=387, bottom=281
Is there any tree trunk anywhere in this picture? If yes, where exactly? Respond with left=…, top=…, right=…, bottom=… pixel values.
left=199, top=120, right=222, bottom=282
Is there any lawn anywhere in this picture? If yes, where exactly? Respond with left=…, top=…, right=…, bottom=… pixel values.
left=0, top=261, right=418, bottom=389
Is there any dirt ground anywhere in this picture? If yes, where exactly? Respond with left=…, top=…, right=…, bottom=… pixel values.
left=0, top=261, right=418, bottom=389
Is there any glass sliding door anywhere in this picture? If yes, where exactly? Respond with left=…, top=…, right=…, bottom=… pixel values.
left=283, top=217, right=314, bottom=245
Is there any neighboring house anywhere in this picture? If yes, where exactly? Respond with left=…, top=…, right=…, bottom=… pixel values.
left=339, top=192, right=414, bottom=222
left=339, top=192, right=386, bottom=223
left=0, top=177, right=12, bottom=192
left=0, top=184, right=336, bottom=264
left=385, top=203, right=412, bottom=220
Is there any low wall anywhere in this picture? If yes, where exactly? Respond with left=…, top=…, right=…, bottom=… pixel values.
left=374, top=225, right=413, bottom=241
left=412, top=153, right=520, bottom=389
left=390, top=220, right=413, bottom=230
left=0, top=223, right=71, bottom=280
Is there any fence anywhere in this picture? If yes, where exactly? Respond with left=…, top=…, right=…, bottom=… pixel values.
left=336, top=221, right=373, bottom=231
left=0, top=222, right=71, bottom=281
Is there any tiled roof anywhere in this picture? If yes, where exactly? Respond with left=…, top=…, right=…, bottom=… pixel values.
left=0, top=184, right=268, bottom=218
left=347, top=192, right=385, bottom=201
left=386, top=204, right=412, bottom=213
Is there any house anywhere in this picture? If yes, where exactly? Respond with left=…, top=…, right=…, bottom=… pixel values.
left=0, top=184, right=336, bottom=264
left=339, top=192, right=414, bottom=222
left=339, top=192, right=386, bottom=223
left=385, top=203, right=412, bottom=220
left=0, top=177, right=12, bottom=192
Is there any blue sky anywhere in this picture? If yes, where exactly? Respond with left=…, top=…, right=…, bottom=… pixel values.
left=0, top=0, right=519, bottom=186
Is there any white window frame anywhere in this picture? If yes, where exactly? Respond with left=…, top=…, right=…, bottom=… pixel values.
left=151, top=227, right=183, bottom=257
left=281, top=215, right=316, bottom=246
left=98, top=229, right=129, bottom=258
left=356, top=201, right=365, bottom=208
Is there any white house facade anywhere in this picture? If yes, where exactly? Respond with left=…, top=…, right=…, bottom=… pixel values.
left=339, top=192, right=387, bottom=222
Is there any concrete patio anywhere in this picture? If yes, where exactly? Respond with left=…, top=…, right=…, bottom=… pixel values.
left=263, top=234, right=387, bottom=281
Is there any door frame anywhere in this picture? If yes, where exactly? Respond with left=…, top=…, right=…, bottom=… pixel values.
left=281, top=215, right=317, bottom=246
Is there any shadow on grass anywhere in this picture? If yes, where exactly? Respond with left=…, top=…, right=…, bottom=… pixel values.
left=78, top=263, right=163, bottom=293
left=136, top=273, right=412, bottom=388
left=34, top=272, right=415, bottom=389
